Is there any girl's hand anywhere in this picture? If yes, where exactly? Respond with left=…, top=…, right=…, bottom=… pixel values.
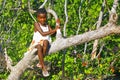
left=55, top=26, right=59, bottom=31
left=56, top=19, right=60, bottom=26
left=56, top=19, right=60, bottom=30
left=56, top=19, right=60, bottom=24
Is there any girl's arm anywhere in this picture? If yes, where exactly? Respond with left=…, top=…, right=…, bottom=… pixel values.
left=34, top=22, right=56, bottom=36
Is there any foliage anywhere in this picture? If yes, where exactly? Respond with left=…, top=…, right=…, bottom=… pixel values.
left=0, top=0, right=120, bottom=80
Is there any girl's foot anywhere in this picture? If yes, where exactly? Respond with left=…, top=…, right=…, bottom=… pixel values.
left=36, top=63, right=42, bottom=68
left=42, top=70, right=50, bottom=77
left=36, top=63, right=50, bottom=70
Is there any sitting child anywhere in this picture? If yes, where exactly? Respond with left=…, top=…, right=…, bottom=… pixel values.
left=31, top=8, right=60, bottom=77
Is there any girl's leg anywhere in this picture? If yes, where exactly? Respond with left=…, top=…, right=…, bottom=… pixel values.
left=43, top=40, right=49, bottom=56
left=37, top=43, right=49, bottom=77
left=42, top=40, right=50, bottom=76
left=36, top=44, right=45, bottom=69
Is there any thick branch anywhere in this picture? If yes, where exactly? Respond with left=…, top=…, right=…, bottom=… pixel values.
left=49, top=24, right=120, bottom=54
left=46, top=8, right=58, bottom=20
left=7, top=23, right=120, bottom=80
left=8, top=49, right=37, bottom=80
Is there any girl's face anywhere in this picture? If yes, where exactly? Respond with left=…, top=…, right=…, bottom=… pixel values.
left=37, top=13, right=47, bottom=26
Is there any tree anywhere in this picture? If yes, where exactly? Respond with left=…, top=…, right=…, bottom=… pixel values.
left=0, top=0, right=120, bottom=80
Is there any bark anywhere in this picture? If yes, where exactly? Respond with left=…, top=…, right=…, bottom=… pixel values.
left=91, top=0, right=105, bottom=60
left=7, top=23, right=120, bottom=80
left=49, top=24, right=120, bottom=53
left=91, top=0, right=118, bottom=60
left=7, top=1, right=120, bottom=79
left=8, top=49, right=37, bottom=80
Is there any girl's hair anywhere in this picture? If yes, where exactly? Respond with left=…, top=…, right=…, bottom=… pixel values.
left=36, top=8, right=47, bottom=15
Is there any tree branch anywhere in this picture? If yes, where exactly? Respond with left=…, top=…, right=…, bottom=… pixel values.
left=8, top=49, right=37, bottom=80
left=109, top=0, right=118, bottom=23
left=4, top=48, right=13, bottom=71
left=91, top=0, right=105, bottom=60
left=63, top=0, right=68, bottom=37
left=28, top=0, right=37, bottom=22
left=39, top=0, right=48, bottom=9
left=49, top=24, right=120, bottom=54
left=7, top=22, right=120, bottom=80
left=7, top=0, right=120, bottom=79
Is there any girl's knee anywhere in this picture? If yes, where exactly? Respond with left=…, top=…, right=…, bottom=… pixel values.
left=36, top=44, right=42, bottom=49
left=44, top=40, right=49, bottom=43
left=43, top=40, right=49, bottom=46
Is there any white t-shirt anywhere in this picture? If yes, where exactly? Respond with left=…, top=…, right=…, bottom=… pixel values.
left=33, top=23, right=52, bottom=43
